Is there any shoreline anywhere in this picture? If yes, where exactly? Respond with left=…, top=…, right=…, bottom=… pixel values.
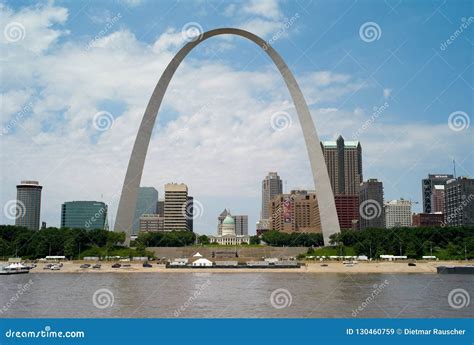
left=3, top=261, right=471, bottom=274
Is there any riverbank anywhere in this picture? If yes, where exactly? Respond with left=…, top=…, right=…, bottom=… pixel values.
left=3, top=261, right=470, bottom=274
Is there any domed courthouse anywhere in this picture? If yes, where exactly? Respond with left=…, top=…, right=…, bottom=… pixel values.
left=209, top=215, right=250, bottom=245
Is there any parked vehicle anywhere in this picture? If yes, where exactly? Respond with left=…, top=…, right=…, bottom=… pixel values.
left=92, top=264, right=101, bottom=269
left=111, top=263, right=121, bottom=268
left=80, top=264, right=91, bottom=269
left=143, top=262, right=153, bottom=268
left=50, top=265, right=61, bottom=270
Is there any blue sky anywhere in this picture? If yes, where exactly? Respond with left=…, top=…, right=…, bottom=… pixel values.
left=1, top=0, right=472, bottom=234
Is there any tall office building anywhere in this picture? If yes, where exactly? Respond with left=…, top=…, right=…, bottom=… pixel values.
left=444, top=177, right=474, bottom=227
left=132, top=187, right=158, bottom=235
left=359, top=179, right=384, bottom=230
left=15, top=180, right=42, bottom=230
left=156, top=200, right=165, bottom=217
left=164, top=183, right=190, bottom=231
left=321, top=135, right=362, bottom=229
left=234, top=215, right=248, bottom=236
left=61, top=201, right=108, bottom=230
left=270, top=190, right=321, bottom=233
left=261, top=172, right=283, bottom=220
left=139, top=214, right=164, bottom=232
left=321, top=135, right=362, bottom=196
left=186, top=196, right=194, bottom=232
left=421, top=174, right=453, bottom=213
left=431, top=185, right=445, bottom=214
left=384, top=199, right=412, bottom=228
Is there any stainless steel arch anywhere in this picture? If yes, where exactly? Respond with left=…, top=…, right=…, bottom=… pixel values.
left=115, top=28, right=340, bottom=246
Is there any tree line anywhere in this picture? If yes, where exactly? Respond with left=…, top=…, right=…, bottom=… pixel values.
left=329, top=226, right=474, bottom=259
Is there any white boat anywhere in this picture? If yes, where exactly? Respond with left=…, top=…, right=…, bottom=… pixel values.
left=0, top=262, right=30, bottom=275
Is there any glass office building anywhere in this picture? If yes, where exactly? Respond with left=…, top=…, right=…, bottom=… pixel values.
left=61, top=201, right=108, bottom=230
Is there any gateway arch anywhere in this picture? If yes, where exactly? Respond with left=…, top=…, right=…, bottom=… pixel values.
left=115, top=28, right=340, bottom=246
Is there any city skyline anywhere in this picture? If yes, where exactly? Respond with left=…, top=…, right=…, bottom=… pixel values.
left=1, top=0, right=472, bottom=235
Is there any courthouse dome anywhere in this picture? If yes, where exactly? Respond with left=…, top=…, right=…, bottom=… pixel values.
left=222, top=215, right=235, bottom=225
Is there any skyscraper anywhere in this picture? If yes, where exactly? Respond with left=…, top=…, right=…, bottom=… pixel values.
left=217, top=208, right=231, bottom=236
left=164, top=183, right=190, bottom=231
left=61, top=201, right=108, bottom=230
left=444, top=177, right=474, bottom=227
left=270, top=190, right=321, bottom=233
left=321, top=135, right=362, bottom=196
left=421, top=174, right=453, bottom=213
left=186, top=196, right=194, bottom=232
left=234, top=215, right=248, bottom=236
left=359, top=179, right=385, bottom=230
left=15, top=180, right=42, bottom=230
left=261, top=172, right=283, bottom=220
left=321, top=135, right=362, bottom=229
left=132, top=187, right=158, bottom=235
left=156, top=200, right=165, bottom=217
left=384, top=199, right=412, bottom=228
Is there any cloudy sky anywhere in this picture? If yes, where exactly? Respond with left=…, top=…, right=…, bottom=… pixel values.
left=1, top=0, right=472, bottom=235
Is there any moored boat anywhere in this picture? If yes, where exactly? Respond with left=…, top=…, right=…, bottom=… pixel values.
left=437, top=265, right=474, bottom=274
left=0, top=263, right=30, bottom=275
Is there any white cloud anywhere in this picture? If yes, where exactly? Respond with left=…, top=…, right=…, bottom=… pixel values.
left=383, top=88, right=392, bottom=99
left=242, top=0, right=282, bottom=20
left=0, top=2, right=69, bottom=54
